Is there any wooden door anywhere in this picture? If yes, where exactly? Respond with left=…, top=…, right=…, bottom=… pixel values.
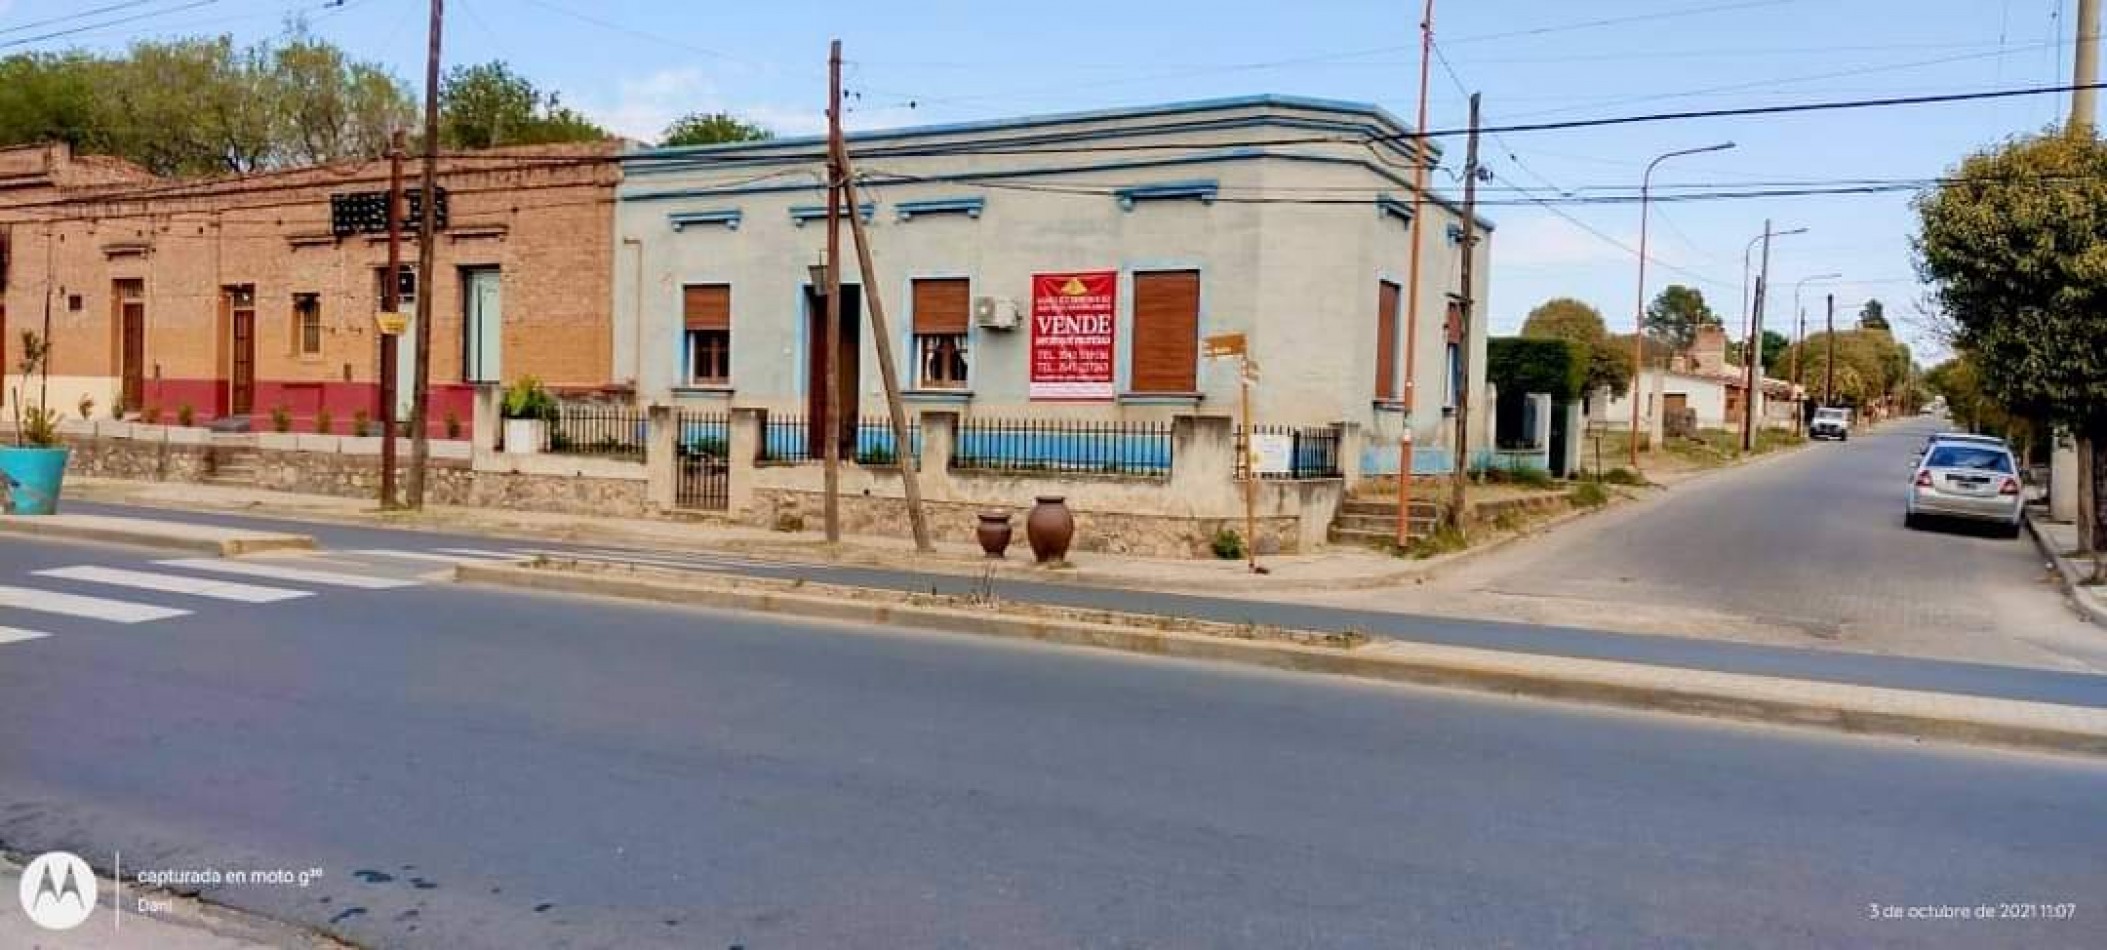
left=119, top=295, right=146, bottom=412
left=804, top=286, right=861, bottom=458
left=229, top=292, right=256, bottom=416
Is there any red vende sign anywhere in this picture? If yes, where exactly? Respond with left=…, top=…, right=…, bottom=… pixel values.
left=1029, top=271, right=1118, bottom=400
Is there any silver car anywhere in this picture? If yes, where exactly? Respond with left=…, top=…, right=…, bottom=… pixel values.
left=1905, top=442, right=2023, bottom=537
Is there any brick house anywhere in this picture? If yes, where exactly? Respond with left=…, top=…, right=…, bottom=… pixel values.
left=0, top=141, right=620, bottom=435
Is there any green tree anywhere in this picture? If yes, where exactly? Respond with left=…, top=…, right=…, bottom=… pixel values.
left=1857, top=298, right=1889, bottom=331
left=1783, top=328, right=1914, bottom=410
left=440, top=61, right=606, bottom=149
left=660, top=111, right=772, bottom=147
left=1914, top=127, right=2107, bottom=569
left=266, top=31, right=413, bottom=166
left=1519, top=297, right=1632, bottom=395
left=1725, top=330, right=1790, bottom=371
left=1641, top=284, right=1720, bottom=354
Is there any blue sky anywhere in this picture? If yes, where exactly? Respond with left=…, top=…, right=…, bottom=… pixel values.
left=11, top=0, right=2087, bottom=363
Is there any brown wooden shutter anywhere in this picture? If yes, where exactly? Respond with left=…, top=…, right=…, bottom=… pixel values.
left=683, top=284, right=730, bottom=330
left=1376, top=281, right=1401, bottom=400
left=1131, top=270, right=1200, bottom=393
left=912, top=278, right=970, bottom=335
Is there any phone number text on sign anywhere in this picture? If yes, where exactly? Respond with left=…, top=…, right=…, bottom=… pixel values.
left=1030, top=271, right=1118, bottom=401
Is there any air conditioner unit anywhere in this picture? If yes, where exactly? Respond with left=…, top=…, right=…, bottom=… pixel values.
left=973, top=296, right=1020, bottom=330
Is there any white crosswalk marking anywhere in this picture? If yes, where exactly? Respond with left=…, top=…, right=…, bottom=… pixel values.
left=155, top=558, right=419, bottom=590
left=0, top=626, right=50, bottom=645
left=35, top=566, right=312, bottom=604
left=0, top=585, right=190, bottom=623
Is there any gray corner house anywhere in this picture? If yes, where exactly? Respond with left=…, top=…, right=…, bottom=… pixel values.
left=612, top=94, right=1491, bottom=477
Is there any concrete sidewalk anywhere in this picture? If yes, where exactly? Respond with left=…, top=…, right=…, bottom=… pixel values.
left=57, top=477, right=1509, bottom=595
left=0, top=513, right=313, bottom=557
left=2024, top=509, right=2107, bottom=626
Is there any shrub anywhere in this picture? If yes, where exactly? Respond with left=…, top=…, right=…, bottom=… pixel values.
left=1485, top=337, right=1586, bottom=402
left=108, top=399, right=122, bottom=419
left=1210, top=527, right=1247, bottom=560
left=1403, top=523, right=1469, bottom=559
left=176, top=404, right=195, bottom=428
left=352, top=409, right=371, bottom=436
left=76, top=395, right=95, bottom=421
left=314, top=408, right=333, bottom=434
left=501, top=376, right=558, bottom=421
left=1569, top=481, right=1610, bottom=508
left=444, top=410, right=462, bottom=440
left=18, top=406, right=61, bottom=447
left=271, top=405, right=292, bottom=433
left=1600, top=466, right=1647, bottom=486
left=1475, top=465, right=1555, bottom=489
left=142, top=405, right=162, bottom=425
left=856, top=444, right=898, bottom=466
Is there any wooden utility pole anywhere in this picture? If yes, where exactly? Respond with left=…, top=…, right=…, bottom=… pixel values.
left=1447, top=93, right=1481, bottom=531
left=380, top=129, right=405, bottom=508
left=406, top=0, right=443, bottom=508
left=832, top=126, right=934, bottom=553
left=1396, top=0, right=1435, bottom=547
left=2074, top=0, right=2100, bottom=551
left=1740, top=219, right=1773, bottom=450
left=821, top=39, right=844, bottom=543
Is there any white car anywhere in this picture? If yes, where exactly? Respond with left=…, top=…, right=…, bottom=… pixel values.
left=1905, top=441, right=2023, bottom=537
left=1809, top=407, right=1851, bottom=441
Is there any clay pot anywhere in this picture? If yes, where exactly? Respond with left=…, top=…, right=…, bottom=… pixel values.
left=1026, top=495, right=1075, bottom=564
left=976, top=511, right=1013, bottom=558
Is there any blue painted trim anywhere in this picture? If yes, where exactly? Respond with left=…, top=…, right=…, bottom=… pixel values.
left=1377, top=194, right=1413, bottom=225
left=790, top=202, right=875, bottom=226
left=667, top=208, right=741, bottom=232
left=623, top=149, right=1495, bottom=232
left=1115, top=179, right=1218, bottom=211
left=622, top=94, right=1426, bottom=160
left=894, top=197, right=985, bottom=221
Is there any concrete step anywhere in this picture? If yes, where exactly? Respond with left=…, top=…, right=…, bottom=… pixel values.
left=1340, top=499, right=1444, bottom=518
left=1328, top=526, right=1431, bottom=547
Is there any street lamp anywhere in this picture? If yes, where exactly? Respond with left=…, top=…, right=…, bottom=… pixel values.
left=1630, top=141, right=1736, bottom=468
left=1790, top=273, right=1842, bottom=432
left=1742, top=227, right=1807, bottom=354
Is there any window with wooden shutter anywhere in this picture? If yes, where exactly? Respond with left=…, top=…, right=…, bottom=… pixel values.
left=683, top=284, right=731, bottom=385
left=1376, top=280, right=1401, bottom=400
left=1130, top=270, right=1200, bottom=394
left=912, top=278, right=970, bottom=388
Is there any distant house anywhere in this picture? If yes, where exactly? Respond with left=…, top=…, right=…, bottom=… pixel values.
left=1602, top=326, right=1798, bottom=436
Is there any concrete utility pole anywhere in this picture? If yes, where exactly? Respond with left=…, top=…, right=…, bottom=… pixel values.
left=1633, top=141, right=1735, bottom=466
left=1824, top=292, right=1838, bottom=407
left=2078, top=0, right=2101, bottom=134
left=821, top=40, right=844, bottom=544
left=1396, top=0, right=1435, bottom=548
left=406, top=0, right=443, bottom=508
left=1448, top=93, right=1481, bottom=532
left=829, top=79, right=934, bottom=553
left=380, top=129, right=405, bottom=509
left=1740, top=219, right=1773, bottom=451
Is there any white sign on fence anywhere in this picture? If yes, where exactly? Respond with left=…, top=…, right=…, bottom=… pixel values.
left=1251, top=431, right=1294, bottom=476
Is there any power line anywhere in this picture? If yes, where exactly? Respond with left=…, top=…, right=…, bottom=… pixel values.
left=0, top=0, right=167, bottom=36
left=1444, top=0, right=1799, bottom=45
left=0, top=0, right=221, bottom=50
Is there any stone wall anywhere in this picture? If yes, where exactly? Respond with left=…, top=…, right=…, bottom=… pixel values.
left=748, top=489, right=1304, bottom=559
left=60, top=434, right=208, bottom=482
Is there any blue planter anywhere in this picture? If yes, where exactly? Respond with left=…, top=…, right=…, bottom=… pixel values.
left=0, top=446, right=70, bottom=515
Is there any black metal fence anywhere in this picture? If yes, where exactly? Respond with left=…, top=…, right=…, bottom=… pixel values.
left=547, top=403, right=648, bottom=460
left=675, top=409, right=729, bottom=510
left=951, top=418, right=1173, bottom=477
left=757, top=414, right=922, bottom=465
left=1242, top=424, right=1343, bottom=479
left=759, top=414, right=811, bottom=463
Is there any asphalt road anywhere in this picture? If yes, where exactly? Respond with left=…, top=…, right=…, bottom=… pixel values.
left=51, top=495, right=2107, bottom=709
left=0, top=534, right=2103, bottom=948
left=1420, top=417, right=2107, bottom=674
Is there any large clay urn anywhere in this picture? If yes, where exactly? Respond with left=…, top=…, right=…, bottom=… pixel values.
left=1026, top=495, right=1075, bottom=564
left=976, top=511, right=1013, bottom=558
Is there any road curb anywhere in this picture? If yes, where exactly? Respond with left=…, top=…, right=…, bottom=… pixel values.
left=0, top=513, right=314, bottom=557
left=457, top=561, right=2107, bottom=758
left=2023, top=509, right=2107, bottom=627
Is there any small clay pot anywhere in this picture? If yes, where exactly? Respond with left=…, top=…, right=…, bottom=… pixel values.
left=976, top=511, right=1013, bottom=558
left=1025, top=495, right=1075, bottom=564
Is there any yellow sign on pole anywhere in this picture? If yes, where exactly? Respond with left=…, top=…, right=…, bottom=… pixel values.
left=375, top=311, right=409, bottom=336
left=1202, top=332, right=1247, bottom=359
